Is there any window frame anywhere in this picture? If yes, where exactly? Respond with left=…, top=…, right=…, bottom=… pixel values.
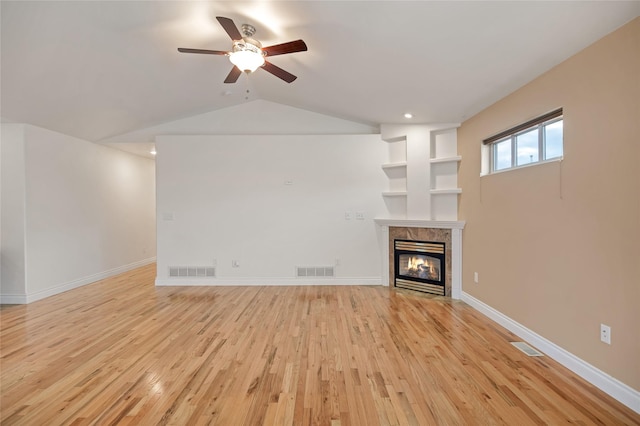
left=483, top=108, right=563, bottom=174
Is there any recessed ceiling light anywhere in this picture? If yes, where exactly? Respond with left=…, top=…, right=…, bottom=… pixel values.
left=404, top=113, right=413, bottom=119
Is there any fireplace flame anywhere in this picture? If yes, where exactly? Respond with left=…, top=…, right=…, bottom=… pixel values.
left=408, top=256, right=435, bottom=273
left=404, top=255, right=439, bottom=280
left=407, top=256, right=425, bottom=270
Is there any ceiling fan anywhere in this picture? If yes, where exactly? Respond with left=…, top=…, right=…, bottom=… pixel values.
left=178, top=16, right=307, bottom=84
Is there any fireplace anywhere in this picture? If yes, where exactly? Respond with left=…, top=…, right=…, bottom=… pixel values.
left=394, top=239, right=446, bottom=296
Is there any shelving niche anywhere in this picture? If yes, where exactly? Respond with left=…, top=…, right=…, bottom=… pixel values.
left=429, top=129, right=461, bottom=220
left=381, top=138, right=408, bottom=217
left=380, top=125, right=461, bottom=221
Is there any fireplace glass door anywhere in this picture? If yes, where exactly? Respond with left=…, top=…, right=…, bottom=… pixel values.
left=397, top=254, right=441, bottom=281
left=394, top=239, right=446, bottom=296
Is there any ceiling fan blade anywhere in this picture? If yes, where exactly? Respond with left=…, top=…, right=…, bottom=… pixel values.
left=261, top=61, right=297, bottom=83
left=216, top=16, right=242, bottom=40
left=178, top=48, right=228, bottom=55
left=224, top=66, right=243, bottom=84
left=262, top=40, right=308, bottom=57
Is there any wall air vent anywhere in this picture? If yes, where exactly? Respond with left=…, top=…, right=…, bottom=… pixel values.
left=168, top=266, right=215, bottom=278
left=296, top=266, right=335, bottom=278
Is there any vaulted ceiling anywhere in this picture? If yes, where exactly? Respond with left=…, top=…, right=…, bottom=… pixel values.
left=2, top=1, right=638, bottom=145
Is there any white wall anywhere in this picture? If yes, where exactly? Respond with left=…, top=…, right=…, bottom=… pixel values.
left=156, top=134, right=387, bottom=285
left=102, top=100, right=378, bottom=145
left=1, top=124, right=27, bottom=300
left=0, top=123, right=157, bottom=303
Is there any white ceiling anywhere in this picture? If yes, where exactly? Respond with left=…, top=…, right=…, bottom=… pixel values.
left=2, top=1, right=638, bottom=146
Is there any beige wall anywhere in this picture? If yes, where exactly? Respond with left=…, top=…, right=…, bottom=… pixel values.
left=458, top=17, right=639, bottom=390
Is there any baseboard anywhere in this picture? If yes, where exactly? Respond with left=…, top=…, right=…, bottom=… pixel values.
left=155, top=277, right=382, bottom=286
left=0, top=257, right=157, bottom=305
left=0, top=293, right=28, bottom=304
left=461, top=291, right=640, bottom=414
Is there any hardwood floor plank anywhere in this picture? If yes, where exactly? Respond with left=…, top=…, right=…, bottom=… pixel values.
left=1, top=264, right=638, bottom=425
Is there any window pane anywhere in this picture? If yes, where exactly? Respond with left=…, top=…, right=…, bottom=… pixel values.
left=493, top=139, right=511, bottom=170
left=544, top=120, right=563, bottom=159
left=516, top=128, right=539, bottom=166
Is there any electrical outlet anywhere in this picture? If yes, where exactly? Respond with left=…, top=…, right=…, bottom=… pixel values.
left=474, top=272, right=479, bottom=283
left=232, top=260, right=240, bottom=268
left=600, top=324, right=611, bottom=345
left=355, top=211, right=365, bottom=220
left=345, top=212, right=353, bottom=220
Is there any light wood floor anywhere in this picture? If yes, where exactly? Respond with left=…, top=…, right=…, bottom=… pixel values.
left=1, top=265, right=638, bottom=425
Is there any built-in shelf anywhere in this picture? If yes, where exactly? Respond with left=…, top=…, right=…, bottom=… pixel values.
left=382, top=191, right=408, bottom=197
left=430, top=156, right=462, bottom=164
left=381, top=162, right=407, bottom=170
left=429, top=188, right=462, bottom=195
left=380, top=125, right=461, bottom=220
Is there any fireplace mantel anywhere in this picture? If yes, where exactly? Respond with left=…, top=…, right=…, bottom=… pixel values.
left=374, top=218, right=465, bottom=229
left=375, top=218, right=465, bottom=299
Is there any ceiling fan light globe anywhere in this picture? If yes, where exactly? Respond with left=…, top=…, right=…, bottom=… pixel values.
left=229, top=50, right=265, bottom=73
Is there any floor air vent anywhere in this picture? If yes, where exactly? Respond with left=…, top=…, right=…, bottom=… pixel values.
left=168, top=266, right=215, bottom=278
left=296, top=266, right=334, bottom=277
left=511, top=342, right=544, bottom=357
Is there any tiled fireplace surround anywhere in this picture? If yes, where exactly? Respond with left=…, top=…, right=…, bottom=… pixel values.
left=375, top=219, right=465, bottom=299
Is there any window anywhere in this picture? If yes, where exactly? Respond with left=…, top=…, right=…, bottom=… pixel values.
left=483, top=109, right=563, bottom=173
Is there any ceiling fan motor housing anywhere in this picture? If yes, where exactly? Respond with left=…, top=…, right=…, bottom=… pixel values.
left=241, top=23, right=257, bottom=38
left=232, top=38, right=264, bottom=54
